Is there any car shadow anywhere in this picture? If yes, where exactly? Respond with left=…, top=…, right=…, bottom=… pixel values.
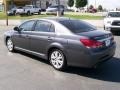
left=66, top=57, right=120, bottom=83
left=15, top=50, right=50, bottom=65
left=15, top=51, right=120, bottom=83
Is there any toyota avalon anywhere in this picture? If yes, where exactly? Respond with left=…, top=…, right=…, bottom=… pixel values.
left=4, top=17, right=116, bottom=70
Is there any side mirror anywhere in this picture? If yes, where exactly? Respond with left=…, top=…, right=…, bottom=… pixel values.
left=14, top=26, right=20, bottom=31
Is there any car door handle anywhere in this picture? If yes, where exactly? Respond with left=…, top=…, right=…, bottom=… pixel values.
left=48, top=37, right=53, bottom=41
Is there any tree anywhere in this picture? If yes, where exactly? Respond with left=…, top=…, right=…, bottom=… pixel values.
left=89, top=5, right=94, bottom=9
left=68, top=0, right=74, bottom=8
left=75, top=0, right=88, bottom=8
left=98, top=5, right=103, bottom=12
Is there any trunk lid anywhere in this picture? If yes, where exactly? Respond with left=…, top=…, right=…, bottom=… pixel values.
left=77, top=30, right=112, bottom=40
left=77, top=30, right=114, bottom=48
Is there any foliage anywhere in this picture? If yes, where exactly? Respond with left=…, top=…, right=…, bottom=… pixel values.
left=75, top=0, right=88, bottom=8
left=68, top=0, right=74, bottom=7
left=98, top=5, right=103, bottom=11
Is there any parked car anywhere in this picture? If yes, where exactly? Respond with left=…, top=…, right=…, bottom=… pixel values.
left=7, top=6, right=24, bottom=16
left=7, top=7, right=17, bottom=16
left=87, top=8, right=97, bottom=13
left=46, top=5, right=64, bottom=15
left=16, top=7, right=24, bottom=15
left=19, top=5, right=41, bottom=15
left=4, top=17, right=116, bottom=70
left=104, top=11, right=120, bottom=33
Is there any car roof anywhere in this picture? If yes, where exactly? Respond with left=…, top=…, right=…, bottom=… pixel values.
left=43, top=17, right=70, bottom=21
left=33, top=17, right=72, bottom=22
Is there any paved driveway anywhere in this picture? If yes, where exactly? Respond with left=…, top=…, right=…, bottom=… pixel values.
left=0, top=26, right=120, bottom=90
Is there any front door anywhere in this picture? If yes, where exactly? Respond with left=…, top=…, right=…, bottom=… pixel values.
left=12, top=20, right=36, bottom=50
left=29, top=20, right=55, bottom=55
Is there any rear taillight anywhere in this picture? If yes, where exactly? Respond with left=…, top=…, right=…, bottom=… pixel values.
left=80, top=39, right=103, bottom=48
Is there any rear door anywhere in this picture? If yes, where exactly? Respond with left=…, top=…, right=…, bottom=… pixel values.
left=30, top=20, right=55, bottom=55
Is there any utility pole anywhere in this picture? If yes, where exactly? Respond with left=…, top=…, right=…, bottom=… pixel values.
left=87, top=0, right=89, bottom=12
left=4, top=0, right=8, bottom=26
left=95, top=0, right=96, bottom=8
left=57, top=0, right=61, bottom=17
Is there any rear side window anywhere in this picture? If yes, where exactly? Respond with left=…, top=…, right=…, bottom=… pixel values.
left=59, top=20, right=96, bottom=33
left=34, top=20, right=54, bottom=32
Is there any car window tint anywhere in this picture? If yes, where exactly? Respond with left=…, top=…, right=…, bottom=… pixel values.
left=59, top=20, right=96, bottom=33
left=19, top=20, right=35, bottom=31
left=34, top=21, right=52, bottom=32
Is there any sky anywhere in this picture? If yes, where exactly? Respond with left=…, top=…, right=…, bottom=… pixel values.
left=88, top=0, right=120, bottom=9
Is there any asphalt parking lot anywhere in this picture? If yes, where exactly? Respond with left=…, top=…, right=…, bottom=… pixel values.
left=0, top=26, right=120, bottom=90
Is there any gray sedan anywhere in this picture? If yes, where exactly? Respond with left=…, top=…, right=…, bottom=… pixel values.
left=4, top=17, right=116, bottom=70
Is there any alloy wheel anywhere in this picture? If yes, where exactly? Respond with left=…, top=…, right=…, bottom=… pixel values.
left=7, top=39, right=14, bottom=52
left=50, top=50, right=66, bottom=70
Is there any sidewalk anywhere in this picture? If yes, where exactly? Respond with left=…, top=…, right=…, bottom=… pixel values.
left=0, top=20, right=104, bottom=28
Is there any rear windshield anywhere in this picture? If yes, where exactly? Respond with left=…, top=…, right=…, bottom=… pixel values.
left=59, top=20, right=96, bottom=33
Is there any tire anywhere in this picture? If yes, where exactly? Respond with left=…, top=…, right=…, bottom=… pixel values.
left=49, top=49, right=67, bottom=71
left=38, top=10, right=41, bottom=15
left=104, top=25, right=106, bottom=30
left=13, top=10, right=16, bottom=16
left=27, top=11, right=31, bottom=16
left=6, top=38, right=15, bottom=52
left=61, top=11, right=64, bottom=15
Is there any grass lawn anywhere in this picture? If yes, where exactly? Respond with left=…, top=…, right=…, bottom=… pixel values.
left=0, top=12, right=103, bottom=20
left=65, top=14, right=103, bottom=20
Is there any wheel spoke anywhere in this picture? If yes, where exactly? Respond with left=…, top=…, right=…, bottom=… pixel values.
left=51, top=54, right=56, bottom=59
left=55, top=51, right=58, bottom=57
left=56, top=61, right=59, bottom=68
left=57, top=60, right=63, bottom=65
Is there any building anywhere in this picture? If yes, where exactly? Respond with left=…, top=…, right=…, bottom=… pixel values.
left=0, top=0, right=3, bottom=11
left=2, top=0, right=68, bottom=10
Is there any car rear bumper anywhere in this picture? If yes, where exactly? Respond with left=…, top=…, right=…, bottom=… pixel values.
left=67, top=43, right=116, bottom=68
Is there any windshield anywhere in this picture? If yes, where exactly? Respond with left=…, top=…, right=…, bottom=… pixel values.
left=24, top=6, right=32, bottom=9
left=59, top=20, right=97, bottom=33
left=18, top=7, right=23, bottom=9
left=108, top=12, right=120, bottom=17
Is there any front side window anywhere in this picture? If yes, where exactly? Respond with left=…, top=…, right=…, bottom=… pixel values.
left=19, top=20, right=35, bottom=31
left=34, top=21, right=54, bottom=32
left=59, top=20, right=96, bottom=33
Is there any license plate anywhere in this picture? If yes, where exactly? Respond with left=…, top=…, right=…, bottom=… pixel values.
left=105, top=39, right=111, bottom=46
